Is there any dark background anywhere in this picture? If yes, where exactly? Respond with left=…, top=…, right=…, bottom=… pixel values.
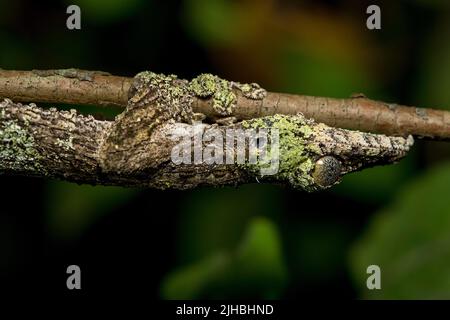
left=1, top=0, right=450, bottom=299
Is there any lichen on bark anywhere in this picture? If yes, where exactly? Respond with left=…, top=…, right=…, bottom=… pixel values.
left=0, top=106, right=44, bottom=174
left=189, top=73, right=267, bottom=116
left=241, top=114, right=321, bottom=191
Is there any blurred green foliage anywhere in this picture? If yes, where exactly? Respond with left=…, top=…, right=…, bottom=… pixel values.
left=160, top=185, right=286, bottom=298
left=278, top=47, right=377, bottom=99
left=414, top=17, right=450, bottom=109
left=46, top=181, right=137, bottom=240
left=350, top=162, right=450, bottom=299
left=64, top=0, right=144, bottom=23
left=333, top=156, right=417, bottom=204
left=176, top=184, right=282, bottom=263
left=183, top=0, right=243, bottom=47
left=161, top=217, right=287, bottom=299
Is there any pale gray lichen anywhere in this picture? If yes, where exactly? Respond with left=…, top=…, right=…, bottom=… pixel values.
left=0, top=118, right=44, bottom=173
left=56, top=136, right=74, bottom=151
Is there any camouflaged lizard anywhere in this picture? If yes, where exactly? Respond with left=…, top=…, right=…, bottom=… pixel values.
left=0, top=71, right=414, bottom=191
left=95, top=71, right=414, bottom=191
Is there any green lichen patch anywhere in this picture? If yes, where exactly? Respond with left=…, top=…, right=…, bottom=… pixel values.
left=189, top=74, right=236, bottom=116
left=189, top=73, right=217, bottom=97
left=189, top=74, right=267, bottom=117
left=0, top=119, right=44, bottom=173
left=132, top=71, right=194, bottom=123
left=131, top=71, right=267, bottom=122
left=241, top=114, right=321, bottom=191
left=212, top=86, right=235, bottom=115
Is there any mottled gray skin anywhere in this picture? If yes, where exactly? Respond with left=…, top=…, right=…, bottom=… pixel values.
left=0, top=71, right=414, bottom=191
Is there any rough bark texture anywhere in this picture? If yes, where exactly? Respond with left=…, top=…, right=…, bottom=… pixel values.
left=1, top=69, right=449, bottom=140
left=0, top=99, right=110, bottom=184
left=0, top=71, right=414, bottom=191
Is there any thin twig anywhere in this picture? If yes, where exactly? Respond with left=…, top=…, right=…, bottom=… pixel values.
left=0, top=69, right=449, bottom=140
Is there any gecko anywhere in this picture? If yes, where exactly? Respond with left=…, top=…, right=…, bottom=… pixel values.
left=98, top=71, right=414, bottom=192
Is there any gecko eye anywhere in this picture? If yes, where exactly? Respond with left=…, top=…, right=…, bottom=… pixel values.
left=312, top=156, right=342, bottom=187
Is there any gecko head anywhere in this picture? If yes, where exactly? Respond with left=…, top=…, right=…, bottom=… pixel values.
left=241, top=114, right=414, bottom=192
left=304, top=121, right=414, bottom=190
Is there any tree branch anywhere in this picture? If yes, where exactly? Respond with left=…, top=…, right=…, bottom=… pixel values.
left=0, top=69, right=449, bottom=140
left=0, top=71, right=414, bottom=191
